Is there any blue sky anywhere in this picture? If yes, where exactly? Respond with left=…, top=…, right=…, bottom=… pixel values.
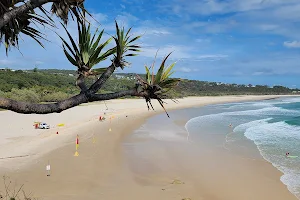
left=1, top=0, right=300, bottom=88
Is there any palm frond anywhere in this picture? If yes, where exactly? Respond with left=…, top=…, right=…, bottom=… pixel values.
left=112, top=21, right=141, bottom=69
left=51, top=0, right=86, bottom=25
left=154, top=52, right=172, bottom=84
left=59, top=20, right=115, bottom=76
left=145, top=66, right=151, bottom=85
left=135, top=53, right=181, bottom=118
left=1, top=0, right=92, bottom=54
left=0, top=2, right=54, bottom=55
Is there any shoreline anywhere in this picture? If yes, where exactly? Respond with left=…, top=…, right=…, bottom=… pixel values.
left=0, top=95, right=298, bottom=200
left=123, top=100, right=298, bottom=200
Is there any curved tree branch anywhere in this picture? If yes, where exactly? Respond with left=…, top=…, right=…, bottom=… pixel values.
left=0, top=60, right=135, bottom=114
left=0, top=93, right=88, bottom=114
left=0, top=0, right=58, bottom=29
left=87, top=64, right=115, bottom=95
left=0, top=88, right=145, bottom=114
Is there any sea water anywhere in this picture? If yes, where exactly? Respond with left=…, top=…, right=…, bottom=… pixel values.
left=185, top=97, right=300, bottom=199
left=124, top=97, right=300, bottom=198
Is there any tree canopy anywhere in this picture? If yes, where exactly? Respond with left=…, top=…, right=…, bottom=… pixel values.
left=0, top=0, right=180, bottom=117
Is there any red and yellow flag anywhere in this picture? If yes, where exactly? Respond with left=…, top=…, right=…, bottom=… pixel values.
left=76, top=135, right=79, bottom=150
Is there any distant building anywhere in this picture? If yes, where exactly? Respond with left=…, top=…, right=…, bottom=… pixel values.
left=115, top=75, right=125, bottom=79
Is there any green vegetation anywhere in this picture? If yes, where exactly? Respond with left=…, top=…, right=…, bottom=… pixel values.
left=0, top=69, right=297, bottom=103
left=0, top=176, right=35, bottom=200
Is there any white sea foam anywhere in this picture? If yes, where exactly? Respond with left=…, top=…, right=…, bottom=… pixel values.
left=233, top=118, right=272, bottom=133
left=224, top=97, right=300, bottom=109
left=241, top=121, right=300, bottom=199
left=185, top=103, right=300, bottom=199
left=225, top=102, right=274, bottom=110
left=186, top=107, right=300, bottom=128
left=244, top=121, right=300, bottom=142
left=280, top=97, right=300, bottom=103
left=281, top=171, right=300, bottom=199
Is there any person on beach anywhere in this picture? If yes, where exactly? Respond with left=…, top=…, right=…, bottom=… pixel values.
left=286, top=152, right=290, bottom=157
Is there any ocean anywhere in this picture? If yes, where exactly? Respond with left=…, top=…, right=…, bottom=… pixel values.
left=124, top=97, right=300, bottom=199
left=185, top=97, right=300, bottom=199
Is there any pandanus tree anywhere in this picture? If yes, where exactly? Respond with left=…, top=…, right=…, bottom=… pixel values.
left=58, top=18, right=117, bottom=92
left=136, top=53, right=180, bottom=117
left=0, top=0, right=181, bottom=117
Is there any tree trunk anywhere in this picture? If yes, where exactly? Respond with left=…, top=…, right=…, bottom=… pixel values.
left=0, top=0, right=58, bottom=29
left=0, top=89, right=143, bottom=114
left=76, top=74, right=88, bottom=92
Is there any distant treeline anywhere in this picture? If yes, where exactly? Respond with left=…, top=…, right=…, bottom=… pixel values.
left=0, top=68, right=298, bottom=103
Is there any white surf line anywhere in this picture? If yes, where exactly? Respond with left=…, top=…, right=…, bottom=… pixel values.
left=222, top=129, right=262, bottom=161
left=222, top=127, right=235, bottom=151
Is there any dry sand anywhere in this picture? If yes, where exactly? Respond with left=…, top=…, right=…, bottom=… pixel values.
left=0, top=95, right=297, bottom=200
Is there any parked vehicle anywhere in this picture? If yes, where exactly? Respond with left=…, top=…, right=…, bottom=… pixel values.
left=38, top=122, right=50, bottom=129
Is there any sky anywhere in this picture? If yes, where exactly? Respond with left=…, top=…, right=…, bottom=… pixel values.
left=1, top=0, right=300, bottom=88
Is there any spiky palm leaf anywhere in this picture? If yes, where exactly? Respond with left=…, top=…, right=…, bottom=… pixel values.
left=51, top=0, right=86, bottom=25
left=59, top=19, right=116, bottom=76
left=0, top=0, right=89, bottom=54
left=0, top=0, right=54, bottom=54
left=112, top=21, right=141, bottom=69
left=136, top=53, right=181, bottom=117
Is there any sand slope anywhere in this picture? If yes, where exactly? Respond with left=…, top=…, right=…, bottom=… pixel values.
left=0, top=95, right=297, bottom=200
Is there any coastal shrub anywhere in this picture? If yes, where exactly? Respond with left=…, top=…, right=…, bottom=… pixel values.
left=0, top=176, right=35, bottom=200
left=41, top=91, right=71, bottom=102
left=7, top=88, right=41, bottom=103
left=0, top=90, right=7, bottom=98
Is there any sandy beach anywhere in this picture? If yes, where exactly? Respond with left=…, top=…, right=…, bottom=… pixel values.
left=0, top=95, right=298, bottom=200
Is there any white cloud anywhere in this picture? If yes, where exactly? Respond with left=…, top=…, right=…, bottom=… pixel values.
left=0, top=59, right=15, bottom=65
left=89, top=13, right=108, bottom=23
left=283, top=41, right=300, bottom=48
left=252, top=71, right=273, bottom=76
left=140, top=45, right=192, bottom=60
left=177, top=67, right=198, bottom=73
left=148, top=30, right=171, bottom=36
left=35, top=61, right=44, bottom=65
left=196, top=54, right=228, bottom=61
left=257, top=24, right=279, bottom=31
left=168, top=0, right=300, bottom=15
